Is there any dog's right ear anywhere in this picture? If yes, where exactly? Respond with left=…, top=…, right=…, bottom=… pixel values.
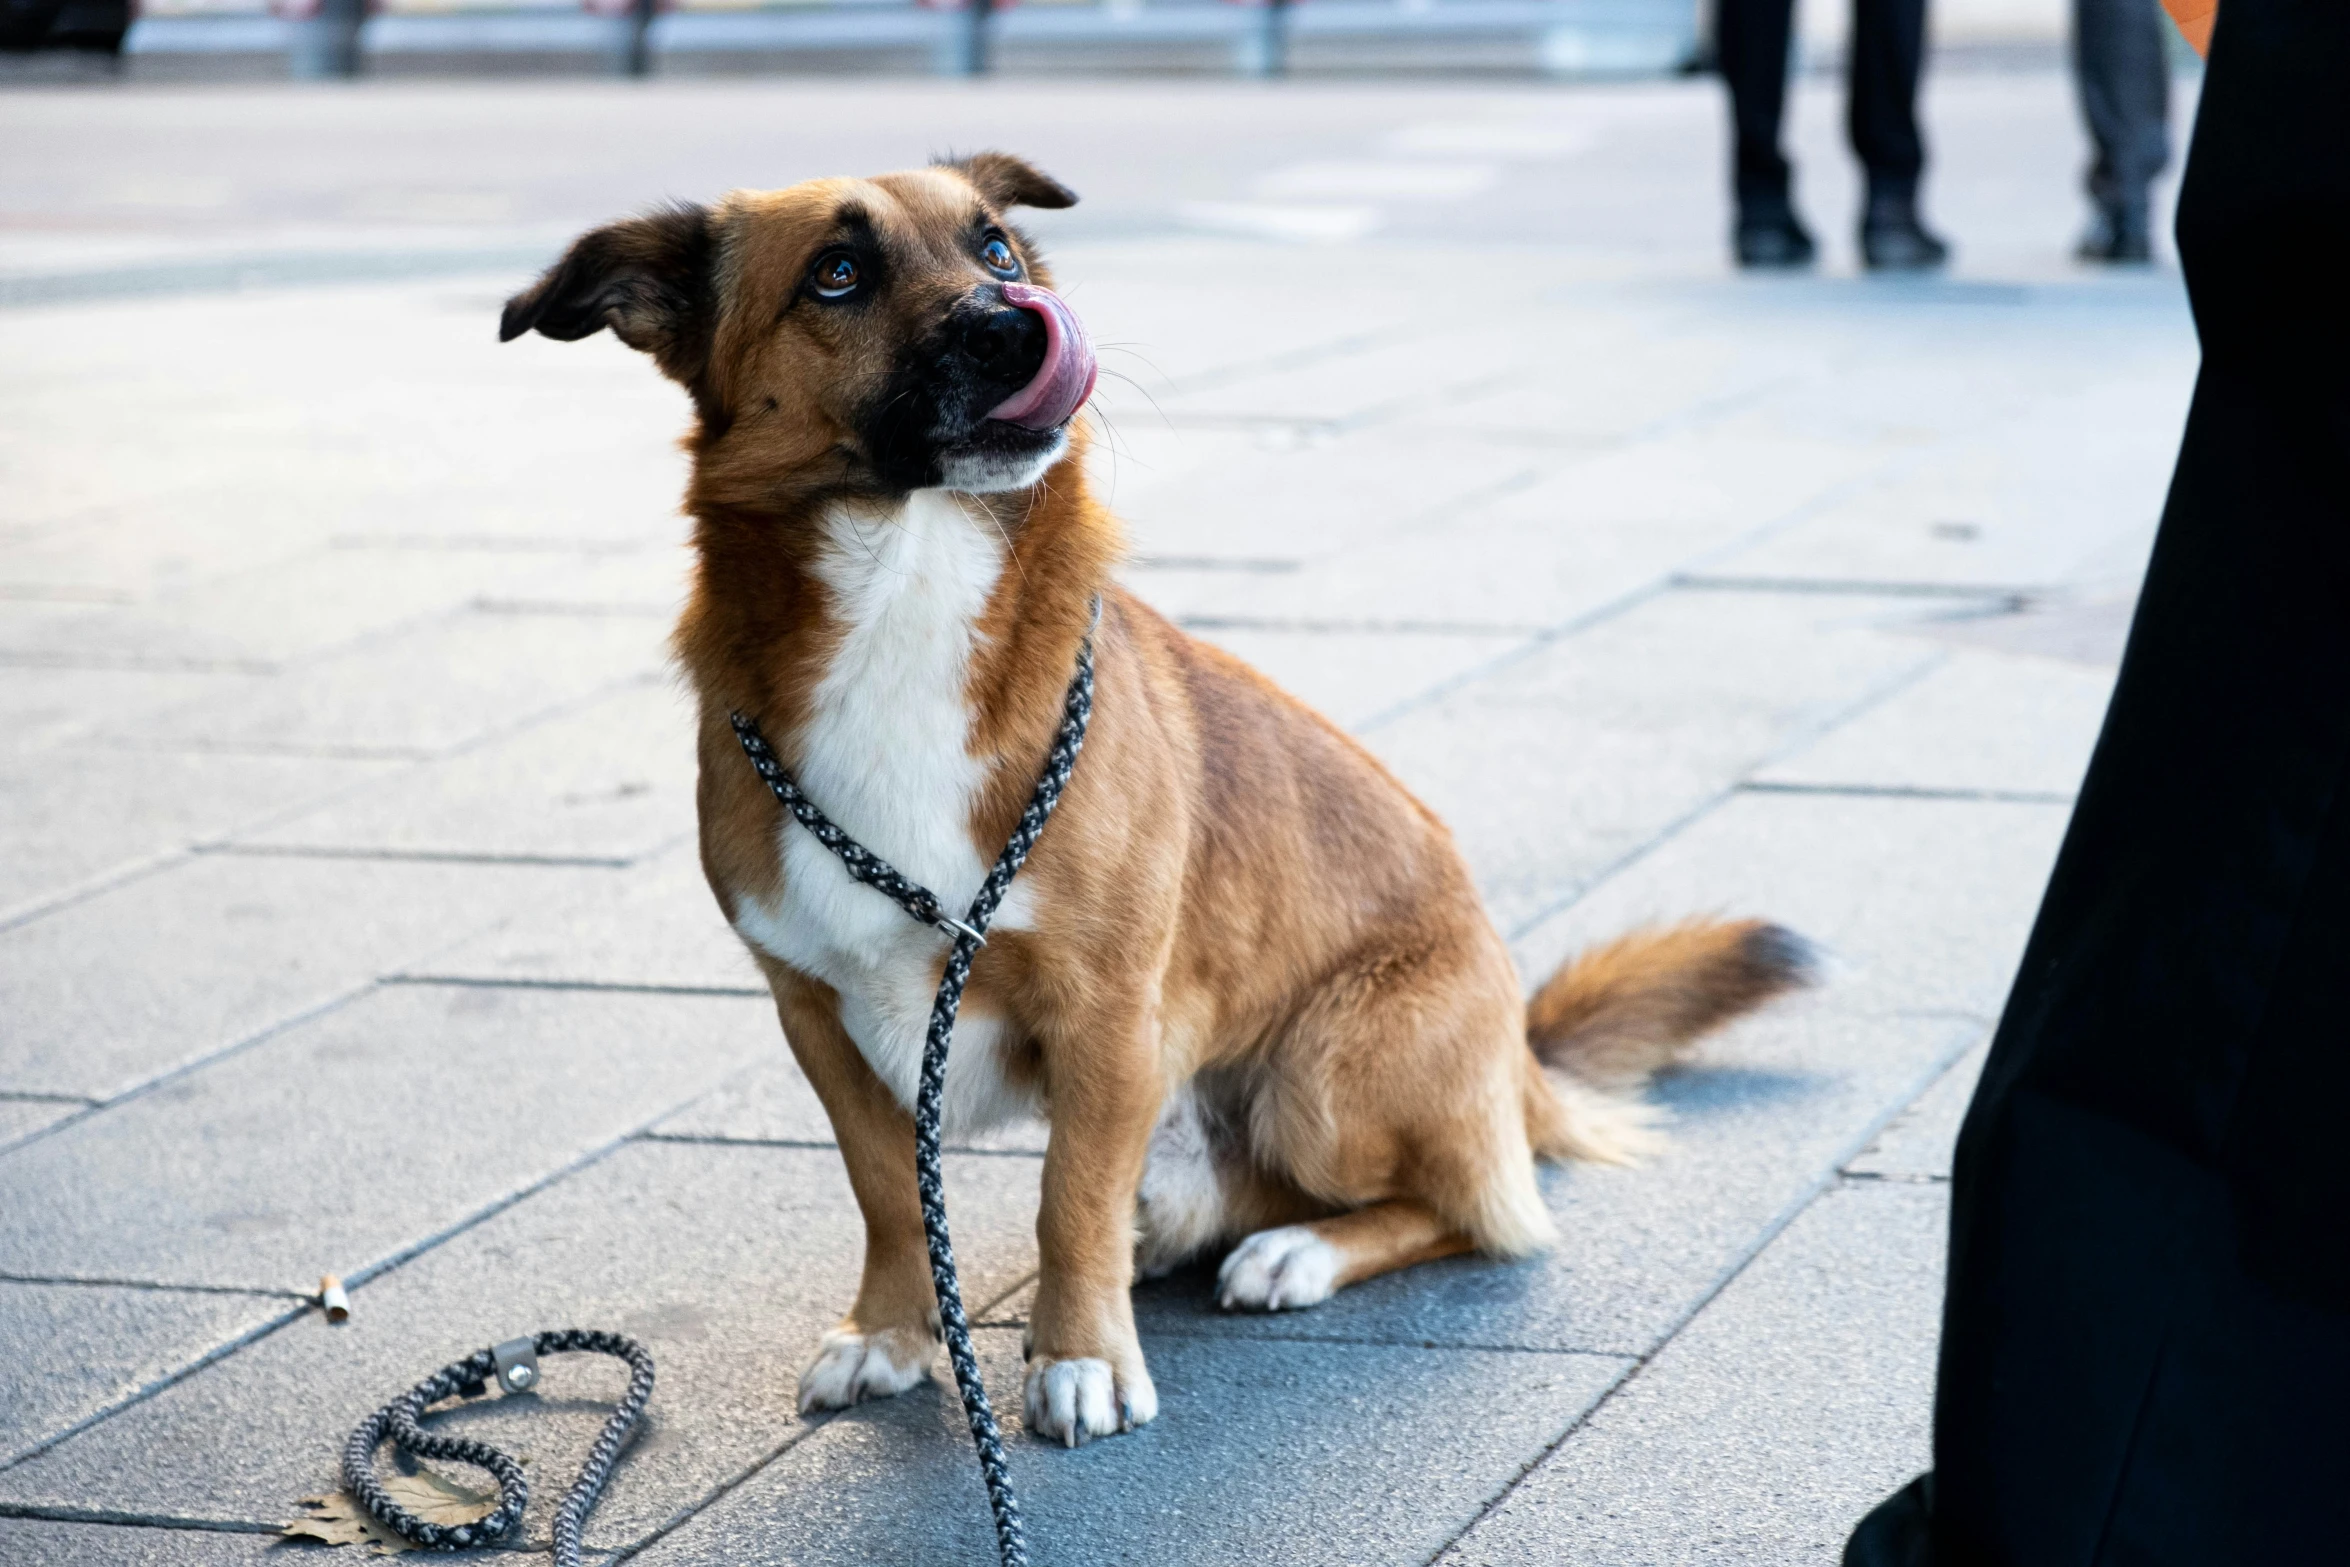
left=499, top=203, right=716, bottom=386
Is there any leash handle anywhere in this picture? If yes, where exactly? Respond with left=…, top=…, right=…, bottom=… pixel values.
left=341, top=1329, right=654, bottom=1565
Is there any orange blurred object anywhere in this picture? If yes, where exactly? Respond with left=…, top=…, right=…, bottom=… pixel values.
left=2163, top=0, right=2214, bottom=55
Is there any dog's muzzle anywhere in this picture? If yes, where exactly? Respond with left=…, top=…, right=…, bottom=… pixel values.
left=984, top=283, right=1098, bottom=431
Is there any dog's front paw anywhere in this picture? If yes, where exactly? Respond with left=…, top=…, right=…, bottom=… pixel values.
left=797, top=1324, right=935, bottom=1415
left=1216, top=1225, right=1340, bottom=1311
left=1022, top=1356, right=1157, bottom=1448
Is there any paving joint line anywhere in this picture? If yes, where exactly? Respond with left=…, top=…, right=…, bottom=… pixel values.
left=0, top=669, right=657, bottom=935
left=1180, top=614, right=1545, bottom=637
left=1740, top=780, right=2077, bottom=805
left=1420, top=1015, right=1989, bottom=1565
left=0, top=1272, right=305, bottom=1300
left=0, top=1503, right=285, bottom=1535
left=0, top=979, right=387, bottom=1160
left=637, top=1130, right=1046, bottom=1159
left=602, top=1270, right=1045, bottom=1563
left=1672, top=573, right=2036, bottom=603
left=0, top=1296, right=311, bottom=1474
left=0, top=1073, right=759, bottom=1474
left=1502, top=651, right=1947, bottom=944
left=0, top=244, right=561, bottom=312
left=473, top=598, right=672, bottom=619
left=200, top=843, right=638, bottom=869
left=1353, top=456, right=1941, bottom=741
left=1138, top=1326, right=1641, bottom=1358
left=387, top=974, right=767, bottom=999
left=0, top=651, right=280, bottom=675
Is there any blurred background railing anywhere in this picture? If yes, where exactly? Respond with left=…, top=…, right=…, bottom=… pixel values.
left=43, top=0, right=1706, bottom=80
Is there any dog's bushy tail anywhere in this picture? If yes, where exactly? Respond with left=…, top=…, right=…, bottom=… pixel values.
left=1527, top=918, right=1814, bottom=1090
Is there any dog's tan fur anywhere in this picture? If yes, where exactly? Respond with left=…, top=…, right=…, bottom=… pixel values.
left=505, top=155, right=1809, bottom=1445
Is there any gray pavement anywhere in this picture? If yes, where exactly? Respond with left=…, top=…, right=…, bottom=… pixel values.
left=1, top=65, right=2196, bottom=1564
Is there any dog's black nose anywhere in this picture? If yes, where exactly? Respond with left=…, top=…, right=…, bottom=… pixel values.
left=958, top=305, right=1047, bottom=391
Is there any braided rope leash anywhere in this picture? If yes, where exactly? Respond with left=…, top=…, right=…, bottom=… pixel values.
left=730, top=598, right=1099, bottom=1567
left=341, top=1329, right=654, bottom=1567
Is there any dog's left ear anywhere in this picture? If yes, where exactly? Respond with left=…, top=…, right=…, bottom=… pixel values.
left=941, top=152, right=1079, bottom=212
left=499, top=202, right=716, bottom=389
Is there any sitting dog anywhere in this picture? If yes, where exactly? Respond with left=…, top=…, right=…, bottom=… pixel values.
left=502, top=153, right=1808, bottom=1448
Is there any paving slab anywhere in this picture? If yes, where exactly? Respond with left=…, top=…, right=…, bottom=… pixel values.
left=1419, top=303, right=1794, bottom=451
left=0, top=853, right=603, bottom=1101
left=629, top=1327, right=1629, bottom=1567
left=1135, top=1007, right=1973, bottom=1358
left=0, top=499, right=313, bottom=607
left=234, top=676, right=696, bottom=865
left=1103, top=423, right=1552, bottom=566
left=1510, top=790, right=2071, bottom=1019
left=0, top=667, right=277, bottom=753
left=1126, top=422, right=1887, bottom=631
left=1697, top=336, right=2195, bottom=592
left=1848, top=1040, right=1989, bottom=1182
left=1753, top=647, right=2117, bottom=799
left=0, top=544, right=665, bottom=671
left=0, top=276, right=691, bottom=553
left=1908, top=584, right=2141, bottom=667
left=0, top=1280, right=287, bottom=1467
left=1369, top=587, right=1941, bottom=935
left=0, top=747, right=390, bottom=924
left=0, top=1098, right=83, bottom=1147
left=1150, top=318, right=1541, bottom=429
left=1441, top=1182, right=1945, bottom=1566
left=404, top=842, right=760, bottom=995
left=1129, top=786, right=2052, bottom=1357
left=1184, top=623, right=1527, bottom=730
left=0, top=985, right=773, bottom=1290
left=87, top=607, right=664, bottom=759
left=0, top=1140, right=1043, bottom=1553
left=0, top=1520, right=284, bottom=1565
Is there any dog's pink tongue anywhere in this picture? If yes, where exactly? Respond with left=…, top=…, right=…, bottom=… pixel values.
left=986, top=282, right=1098, bottom=431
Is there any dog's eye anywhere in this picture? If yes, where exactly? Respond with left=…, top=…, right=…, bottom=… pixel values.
left=979, top=237, right=1020, bottom=278
left=811, top=250, right=861, bottom=299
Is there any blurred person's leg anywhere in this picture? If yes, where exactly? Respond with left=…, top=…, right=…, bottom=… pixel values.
left=2071, top=0, right=2172, bottom=262
left=1717, top=0, right=1818, bottom=266
left=1845, top=3, right=2350, bottom=1563
left=1849, top=0, right=1948, bottom=267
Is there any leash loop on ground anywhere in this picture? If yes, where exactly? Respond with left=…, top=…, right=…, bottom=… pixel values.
left=730, top=597, right=1100, bottom=1567
left=340, top=1329, right=654, bottom=1567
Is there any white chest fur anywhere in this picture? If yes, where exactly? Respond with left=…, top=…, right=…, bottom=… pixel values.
left=729, top=489, right=1037, bottom=1134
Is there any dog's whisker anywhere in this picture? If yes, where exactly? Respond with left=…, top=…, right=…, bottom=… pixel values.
left=1094, top=369, right=1176, bottom=434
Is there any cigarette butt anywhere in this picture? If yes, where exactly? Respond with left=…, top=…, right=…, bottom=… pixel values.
left=319, top=1275, right=350, bottom=1323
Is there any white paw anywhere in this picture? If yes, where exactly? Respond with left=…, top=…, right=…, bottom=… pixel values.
left=797, top=1326, right=933, bottom=1415
left=1216, top=1225, right=1340, bottom=1312
left=1022, top=1356, right=1157, bottom=1448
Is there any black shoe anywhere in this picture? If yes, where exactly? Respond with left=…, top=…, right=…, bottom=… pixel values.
left=1861, top=193, right=1950, bottom=272
left=2077, top=203, right=2153, bottom=264
left=1736, top=208, right=1817, bottom=269
left=1844, top=1473, right=1936, bottom=1567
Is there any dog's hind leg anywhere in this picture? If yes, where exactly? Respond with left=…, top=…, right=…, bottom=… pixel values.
left=1214, top=1202, right=1473, bottom=1312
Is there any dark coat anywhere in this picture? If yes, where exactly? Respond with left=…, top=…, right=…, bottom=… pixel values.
left=1927, top=2, right=2350, bottom=1560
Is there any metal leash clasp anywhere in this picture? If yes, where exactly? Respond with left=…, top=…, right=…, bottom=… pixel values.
left=935, top=914, right=987, bottom=947
left=491, top=1337, right=540, bottom=1394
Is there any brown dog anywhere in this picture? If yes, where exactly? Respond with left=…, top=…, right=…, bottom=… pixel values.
left=502, top=154, right=1809, bottom=1448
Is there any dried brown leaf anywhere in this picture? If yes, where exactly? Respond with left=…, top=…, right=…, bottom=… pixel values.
left=284, top=1470, right=499, bottom=1554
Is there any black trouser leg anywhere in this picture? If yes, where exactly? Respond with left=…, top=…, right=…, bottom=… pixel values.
left=2072, top=0, right=2171, bottom=224
left=1717, top=0, right=1800, bottom=213
left=1848, top=0, right=1928, bottom=205
left=1844, top=2, right=2350, bottom=1561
